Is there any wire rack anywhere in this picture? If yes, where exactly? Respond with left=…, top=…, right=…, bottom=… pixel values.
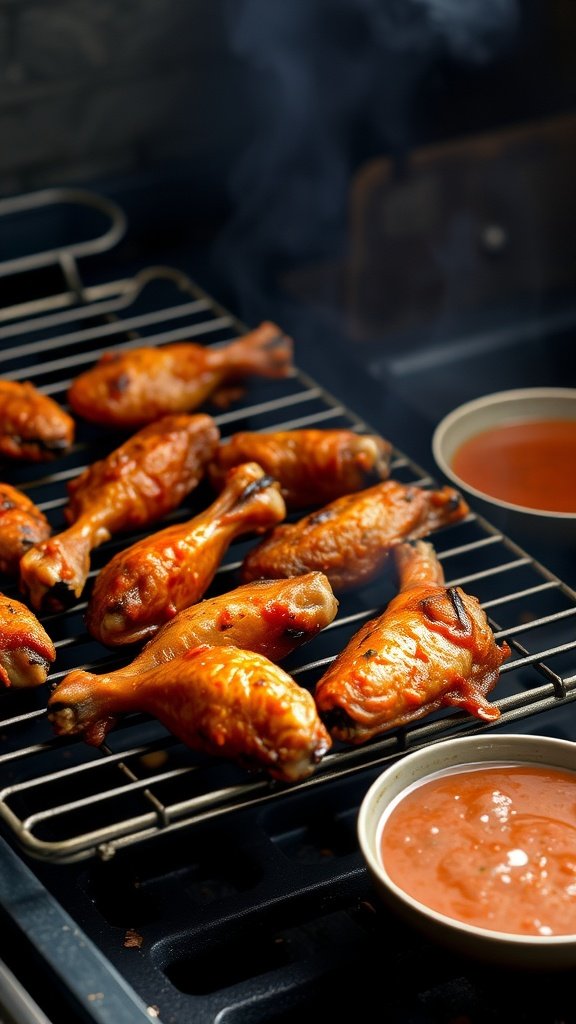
left=1, top=191, right=576, bottom=865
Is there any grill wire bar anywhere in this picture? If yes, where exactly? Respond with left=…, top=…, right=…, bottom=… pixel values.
left=1, top=220, right=576, bottom=864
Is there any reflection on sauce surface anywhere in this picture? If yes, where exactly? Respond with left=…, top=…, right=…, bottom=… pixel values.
left=451, top=419, right=576, bottom=512
left=380, top=764, right=576, bottom=937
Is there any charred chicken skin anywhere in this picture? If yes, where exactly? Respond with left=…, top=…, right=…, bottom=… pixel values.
left=0, top=483, right=51, bottom=576
left=242, top=478, right=470, bottom=592
left=0, top=380, right=75, bottom=462
left=67, top=321, right=293, bottom=429
left=315, top=540, right=510, bottom=744
left=208, top=428, right=393, bottom=509
left=48, top=573, right=337, bottom=742
left=87, top=461, right=287, bottom=646
left=48, top=644, right=332, bottom=782
left=19, top=413, right=220, bottom=613
left=0, top=591, right=55, bottom=688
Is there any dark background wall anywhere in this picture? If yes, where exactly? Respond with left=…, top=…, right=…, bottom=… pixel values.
left=1, top=1, right=574, bottom=197
left=0, top=0, right=237, bottom=198
left=1, top=0, right=575, bottom=327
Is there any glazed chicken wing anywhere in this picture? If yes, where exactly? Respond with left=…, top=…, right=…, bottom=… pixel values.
left=0, top=380, right=75, bottom=462
left=87, top=462, right=287, bottom=646
left=209, top=429, right=392, bottom=508
left=48, top=644, right=331, bottom=782
left=48, top=573, right=337, bottom=742
left=0, top=591, right=55, bottom=688
left=242, top=478, right=469, bottom=592
left=68, top=321, right=293, bottom=428
left=19, top=413, right=220, bottom=612
left=315, top=540, right=510, bottom=744
left=0, top=483, right=51, bottom=576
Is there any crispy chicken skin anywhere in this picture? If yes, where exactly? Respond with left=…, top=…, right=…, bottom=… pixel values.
left=0, top=483, right=51, bottom=576
left=95, top=572, right=337, bottom=657
left=87, top=462, right=287, bottom=646
left=0, top=591, right=55, bottom=688
left=209, top=429, right=392, bottom=508
left=19, top=413, right=220, bottom=613
left=48, top=573, right=337, bottom=741
left=0, top=380, right=75, bottom=462
left=48, top=644, right=332, bottom=782
left=67, top=321, right=293, bottom=428
left=315, top=540, right=510, bottom=744
left=242, top=478, right=470, bottom=592
left=140, top=572, right=338, bottom=662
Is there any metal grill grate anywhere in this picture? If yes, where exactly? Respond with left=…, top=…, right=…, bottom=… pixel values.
left=1, top=196, right=576, bottom=865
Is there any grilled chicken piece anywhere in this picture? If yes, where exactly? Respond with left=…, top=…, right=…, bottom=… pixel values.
left=139, top=572, right=338, bottom=662
left=19, top=414, right=220, bottom=613
left=209, top=428, right=393, bottom=509
left=48, top=573, right=337, bottom=742
left=0, top=591, right=55, bottom=688
left=95, top=571, right=337, bottom=656
left=242, top=478, right=469, bottom=592
left=48, top=644, right=331, bottom=782
left=0, top=380, right=75, bottom=462
left=315, top=540, right=510, bottom=744
left=87, top=462, right=287, bottom=646
left=67, top=321, right=293, bottom=429
left=0, top=483, right=51, bottom=576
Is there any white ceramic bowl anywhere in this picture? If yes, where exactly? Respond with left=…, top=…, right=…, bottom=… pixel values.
left=431, top=387, right=576, bottom=545
left=357, top=733, right=576, bottom=969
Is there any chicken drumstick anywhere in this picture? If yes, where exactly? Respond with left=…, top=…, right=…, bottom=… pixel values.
left=48, top=644, right=331, bottom=783
left=19, top=413, right=220, bottom=612
left=93, top=571, right=337, bottom=657
left=315, top=539, right=510, bottom=744
left=0, top=591, right=55, bottom=688
left=68, top=321, right=293, bottom=428
left=209, top=428, right=392, bottom=508
left=87, top=462, right=287, bottom=646
left=0, top=380, right=74, bottom=462
left=242, top=478, right=469, bottom=591
left=0, top=482, right=51, bottom=576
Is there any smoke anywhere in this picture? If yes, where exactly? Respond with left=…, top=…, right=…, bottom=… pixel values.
left=411, top=0, right=519, bottom=63
left=213, top=0, right=519, bottom=324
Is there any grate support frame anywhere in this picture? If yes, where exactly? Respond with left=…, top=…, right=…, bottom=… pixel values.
left=1, top=198, right=576, bottom=864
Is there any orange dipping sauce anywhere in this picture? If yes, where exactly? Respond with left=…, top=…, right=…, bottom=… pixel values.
left=380, top=764, right=576, bottom=937
left=451, top=419, right=576, bottom=512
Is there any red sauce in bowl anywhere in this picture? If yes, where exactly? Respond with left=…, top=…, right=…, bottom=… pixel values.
left=451, top=419, right=576, bottom=512
left=380, top=764, right=576, bottom=937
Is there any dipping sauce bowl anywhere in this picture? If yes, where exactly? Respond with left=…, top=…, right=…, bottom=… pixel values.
left=431, top=388, right=576, bottom=545
left=357, top=734, right=576, bottom=968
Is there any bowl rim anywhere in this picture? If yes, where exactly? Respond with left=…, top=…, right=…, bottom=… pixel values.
left=357, top=733, right=576, bottom=948
left=432, top=386, right=576, bottom=521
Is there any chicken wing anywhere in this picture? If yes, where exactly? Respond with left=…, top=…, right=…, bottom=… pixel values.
left=0, top=591, right=55, bottom=688
left=315, top=539, right=510, bottom=744
left=0, top=380, right=75, bottom=462
left=48, top=644, right=331, bottom=782
left=87, top=462, right=287, bottom=646
left=48, top=573, right=337, bottom=741
left=67, top=321, right=293, bottom=428
left=242, top=478, right=469, bottom=591
left=208, top=428, right=393, bottom=509
left=19, top=413, right=220, bottom=612
left=0, top=483, right=51, bottom=576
